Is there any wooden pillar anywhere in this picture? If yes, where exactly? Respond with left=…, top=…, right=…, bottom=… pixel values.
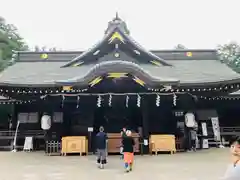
left=142, top=95, right=149, bottom=154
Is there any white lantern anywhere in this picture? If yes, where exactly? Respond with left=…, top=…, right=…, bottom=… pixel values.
left=185, top=112, right=196, bottom=128
left=41, top=114, right=51, bottom=130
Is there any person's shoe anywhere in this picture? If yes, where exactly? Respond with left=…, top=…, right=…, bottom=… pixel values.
left=100, top=164, right=104, bottom=169
left=125, top=167, right=130, bottom=172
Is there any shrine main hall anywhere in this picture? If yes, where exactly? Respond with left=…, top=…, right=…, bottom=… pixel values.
left=0, top=14, right=239, bottom=154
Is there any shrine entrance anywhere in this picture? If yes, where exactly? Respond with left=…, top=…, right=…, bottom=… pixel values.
left=93, top=100, right=143, bottom=133
left=89, top=76, right=145, bottom=153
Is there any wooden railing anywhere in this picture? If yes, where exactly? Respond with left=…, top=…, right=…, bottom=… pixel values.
left=0, top=130, right=45, bottom=139
left=208, top=126, right=240, bottom=136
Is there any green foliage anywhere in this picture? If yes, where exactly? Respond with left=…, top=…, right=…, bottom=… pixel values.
left=217, top=42, right=240, bottom=73
left=0, top=16, right=28, bottom=69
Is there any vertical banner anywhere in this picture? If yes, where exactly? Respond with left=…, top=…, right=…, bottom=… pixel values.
left=201, top=122, right=209, bottom=149
left=211, top=117, right=221, bottom=141
left=202, top=139, right=209, bottom=149
left=201, top=122, right=208, bottom=136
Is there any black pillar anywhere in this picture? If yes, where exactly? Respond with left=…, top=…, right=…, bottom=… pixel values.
left=87, top=108, right=94, bottom=153
left=141, top=95, right=149, bottom=154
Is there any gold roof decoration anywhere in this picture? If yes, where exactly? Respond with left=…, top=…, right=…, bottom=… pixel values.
left=62, top=86, right=72, bottom=91
left=89, top=76, right=103, bottom=87
left=108, top=32, right=125, bottom=44
left=40, top=53, right=48, bottom=60
left=186, top=52, right=193, bottom=57
left=133, top=76, right=145, bottom=86
left=107, top=73, right=127, bottom=78
left=150, top=60, right=161, bottom=66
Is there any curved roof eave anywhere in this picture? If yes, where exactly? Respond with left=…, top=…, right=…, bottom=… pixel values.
left=56, top=60, right=178, bottom=87
left=179, top=78, right=240, bottom=87
left=0, top=78, right=240, bottom=88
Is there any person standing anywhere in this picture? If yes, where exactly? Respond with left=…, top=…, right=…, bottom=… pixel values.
left=95, top=126, right=108, bottom=169
left=122, top=130, right=135, bottom=172
left=223, top=136, right=240, bottom=179
left=120, top=127, right=127, bottom=159
left=189, top=128, right=197, bottom=151
left=41, top=112, right=51, bottom=153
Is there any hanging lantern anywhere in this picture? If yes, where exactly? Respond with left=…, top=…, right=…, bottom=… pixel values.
left=156, top=94, right=160, bottom=107
left=41, top=114, right=51, bottom=130
left=108, top=94, right=112, bottom=107
left=137, top=94, right=141, bottom=107
left=61, top=95, right=65, bottom=108
left=97, top=95, right=102, bottom=107
left=173, top=94, right=177, bottom=106
left=126, top=95, right=129, bottom=108
left=76, top=96, right=80, bottom=108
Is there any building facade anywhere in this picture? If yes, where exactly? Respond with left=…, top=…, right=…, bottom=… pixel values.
left=0, top=15, right=240, bottom=151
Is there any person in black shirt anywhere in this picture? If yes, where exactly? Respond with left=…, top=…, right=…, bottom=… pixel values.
left=122, top=130, right=135, bottom=172
left=95, top=126, right=107, bottom=169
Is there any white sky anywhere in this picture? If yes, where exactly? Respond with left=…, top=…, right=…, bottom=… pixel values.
left=1, top=0, right=240, bottom=50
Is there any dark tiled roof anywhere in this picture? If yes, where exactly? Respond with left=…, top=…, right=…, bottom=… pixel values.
left=16, top=49, right=218, bottom=62
left=0, top=55, right=239, bottom=87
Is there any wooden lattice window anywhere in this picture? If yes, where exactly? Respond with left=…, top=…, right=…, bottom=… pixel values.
left=18, top=112, right=38, bottom=123
left=53, top=112, right=63, bottom=123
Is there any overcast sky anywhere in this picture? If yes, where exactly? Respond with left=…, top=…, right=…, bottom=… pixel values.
left=1, top=0, right=239, bottom=50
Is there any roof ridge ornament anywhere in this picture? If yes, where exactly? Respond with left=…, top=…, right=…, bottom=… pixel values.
left=115, top=12, right=120, bottom=20
left=105, top=13, right=130, bottom=35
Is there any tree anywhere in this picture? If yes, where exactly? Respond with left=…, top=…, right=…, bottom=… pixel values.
left=0, top=16, right=28, bottom=70
left=34, top=46, right=58, bottom=52
left=217, top=42, right=240, bottom=72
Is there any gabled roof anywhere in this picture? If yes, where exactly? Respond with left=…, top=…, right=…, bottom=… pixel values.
left=0, top=15, right=240, bottom=88
left=0, top=50, right=239, bottom=87
left=62, top=15, right=171, bottom=67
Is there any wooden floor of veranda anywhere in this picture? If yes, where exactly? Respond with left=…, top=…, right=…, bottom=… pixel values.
left=0, top=148, right=230, bottom=180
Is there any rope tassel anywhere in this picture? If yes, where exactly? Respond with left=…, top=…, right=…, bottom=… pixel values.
left=76, top=96, right=80, bottom=108
left=61, top=95, right=65, bottom=108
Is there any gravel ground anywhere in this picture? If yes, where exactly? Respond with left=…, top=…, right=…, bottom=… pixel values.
left=0, top=148, right=230, bottom=180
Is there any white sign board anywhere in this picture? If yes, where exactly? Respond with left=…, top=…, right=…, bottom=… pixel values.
left=23, top=136, right=33, bottom=151
left=211, top=117, right=221, bottom=141
left=88, top=127, right=94, bottom=132
left=202, top=139, right=209, bottom=149
left=201, top=122, right=208, bottom=136
left=144, top=139, right=148, bottom=146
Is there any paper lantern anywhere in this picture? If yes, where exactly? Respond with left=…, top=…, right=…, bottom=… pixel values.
left=41, top=115, right=51, bottom=130
left=185, top=112, right=196, bottom=128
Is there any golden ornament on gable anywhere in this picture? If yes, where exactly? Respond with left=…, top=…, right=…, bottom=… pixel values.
left=62, top=86, right=73, bottom=91
left=40, top=53, right=48, bottom=59
left=186, top=52, right=193, bottom=57
left=114, top=52, right=120, bottom=58
left=108, top=32, right=125, bottom=44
